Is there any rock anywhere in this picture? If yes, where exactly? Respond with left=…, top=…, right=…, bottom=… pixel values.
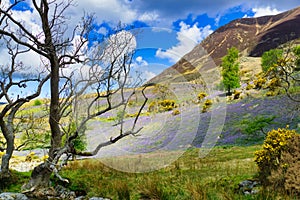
left=0, top=193, right=29, bottom=200
left=238, top=180, right=260, bottom=195
left=74, top=196, right=111, bottom=200
left=54, top=185, right=76, bottom=199
left=74, top=196, right=86, bottom=200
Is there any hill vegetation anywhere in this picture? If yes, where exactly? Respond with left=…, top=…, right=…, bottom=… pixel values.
left=0, top=4, right=300, bottom=200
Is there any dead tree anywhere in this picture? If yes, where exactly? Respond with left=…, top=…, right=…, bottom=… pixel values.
left=0, top=0, right=148, bottom=193
left=0, top=37, right=49, bottom=177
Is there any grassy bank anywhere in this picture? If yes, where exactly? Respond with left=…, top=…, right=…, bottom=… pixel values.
left=58, top=145, right=293, bottom=199
left=3, top=145, right=298, bottom=199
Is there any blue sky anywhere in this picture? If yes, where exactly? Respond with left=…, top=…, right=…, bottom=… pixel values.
left=77, top=0, right=299, bottom=80
left=1, top=0, right=300, bottom=99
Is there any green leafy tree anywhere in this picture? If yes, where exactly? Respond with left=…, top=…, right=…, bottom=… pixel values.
left=261, top=49, right=283, bottom=72
left=258, top=46, right=300, bottom=101
left=292, top=45, right=300, bottom=69
left=221, top=47, right=240, bottom=95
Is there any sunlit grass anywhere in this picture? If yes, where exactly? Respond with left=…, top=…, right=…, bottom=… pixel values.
left=3, top=144, right=298, bottom=199
left=59, top=146, right=264, bottom=199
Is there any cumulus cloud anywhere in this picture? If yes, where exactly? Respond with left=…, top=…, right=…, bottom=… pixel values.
left=131, top=56, right=157, bottom=82
left=252, top=6, right=282, bottom=17
left=135, top=56, right=148, bottom=66
left=138, top=11, right=159, bottom=22
left=155, top=22, right=213, bottom=63
left=75, top=0, right=137, bottom=24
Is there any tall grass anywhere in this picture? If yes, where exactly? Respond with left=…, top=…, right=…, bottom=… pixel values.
left=5, top=145, right=298, bottom=199
left=59, top=146, right=266, bottom=199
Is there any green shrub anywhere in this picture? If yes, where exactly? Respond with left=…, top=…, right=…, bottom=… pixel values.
left=240, top=115, right=275, bottom=137
left=33, top=99, right=42, bottom=106
left=65, top=122, right=87, bottom=152
left=254, top=128, right=297, bottom=188
left=261, top=49, right=283, bottom=72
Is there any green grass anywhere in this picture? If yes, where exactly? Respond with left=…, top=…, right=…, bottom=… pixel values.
left=3, top=145, right=298, bottom=199
left=55, top=145, right=298, bottom=199
left=57, top=145, right=262, bottom=199
left=0, top=171, right=31, bottom=192
left=16, top=106, right=46, bottom=117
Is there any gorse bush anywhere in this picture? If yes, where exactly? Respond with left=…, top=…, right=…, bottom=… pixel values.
left=233, top=90, right=241, bottom=99
left=254, top=127, right=300, bottom=195
left=254, top=128, right=295, bottom=180
left=25, top=152, right=39, bottom=162
left=201, top=99, right=213, bottom=113
left=278, top=134, right=300, bottom=195
left=148, top=101, right=157, bottom=112
left=253, top=77, right=266, bottom=89
left=148, top=99, right=177, bottom=113
left=269, top=133, right=300, bottom=195
left=172, top=109, right=180, bottom=116
left=197, top=92, right=207, bottom=101
left=246, top=83, right=255, bottom=90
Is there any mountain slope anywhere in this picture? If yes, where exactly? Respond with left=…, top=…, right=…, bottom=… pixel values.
left=150, top=6, right=300, bottom=83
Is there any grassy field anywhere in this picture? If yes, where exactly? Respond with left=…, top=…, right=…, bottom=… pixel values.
left=3, top=144, right=298, bottom=199
left=48, top=145, right=295, bottom=199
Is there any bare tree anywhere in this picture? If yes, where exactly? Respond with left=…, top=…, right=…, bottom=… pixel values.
left=1, top=0, right=148, bottom=194
left=0, top=37, right=49, bottom=177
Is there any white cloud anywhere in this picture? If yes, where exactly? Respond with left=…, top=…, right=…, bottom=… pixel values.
left=155, top=22, right=213, bottom=63
left=143, top=70, right=156, bottom=81
left=135, top=56, right=148, bottom=66
left=139, top=11, right=159, bottom=22
left=97, top=27, right=109, bottom=35
left=75, top=0, right=137, bottom=24
left=131, top=56, right=148, bottom=72
left=130, top=56, right=156, bottom=82
left=252, top=6, right=282, bottom=17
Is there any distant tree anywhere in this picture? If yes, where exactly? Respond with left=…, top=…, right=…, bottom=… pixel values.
left=221, top=47, right=240, bottom=95
left=261, top=49, right=283, bottom=72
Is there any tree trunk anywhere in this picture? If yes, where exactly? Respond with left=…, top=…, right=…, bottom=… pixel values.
left=24, top=55, right=62, bottom=191
left=22, top=163, right=53, bottom=191
left=227, top=86, right=232, bottom=96
left=48, top=54, right=62, bottom=159
left=0, top=119, right=14, bottom=176
left=25, top=2, right=63, bottom=189
left=1, top=135, right=14, bottom=176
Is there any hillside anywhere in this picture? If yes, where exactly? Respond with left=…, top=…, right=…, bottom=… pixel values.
left=150, top=6, right=300, bottom=83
